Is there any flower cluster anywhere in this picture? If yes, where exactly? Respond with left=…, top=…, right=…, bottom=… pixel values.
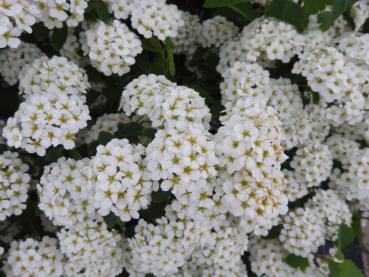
left=3, top=56, right=90, bottom=155
left=58, top=222, right=124, bottom=277
left=36, top=0, right=88, bottom=28
left=131, top=0, right=184, bottom=41
left=4, top=236, right=64, bottom=277
left=38, top=157, right=100, bottom=228
left=93, top=139, right=154, bottom=221
left=0, top=42, right=43, bottom=85
left=120, top=74, right=211, bottom=130
left=83, top=20, right=142, bottom=76
left=0, top=0, right=39, bottom=48
left=0, top=151, right=30, bottom=221
left=198, top=16, right=239, bottom=49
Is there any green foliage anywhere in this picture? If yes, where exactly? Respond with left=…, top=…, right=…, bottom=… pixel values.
left=151, top=190, right=172, bottom=203
left=203, top=0, right=245, bottom=8
left=45, top=146, right=64, bottom=163
left=303, top=0, right=331, bottom=15
left=103, top=213, right=120, bottom=228
left=283, top=254, right=309, bottom=271
left=98, top=131, right=114, bottom=145
left=165, top=38, right=176, bottom=76
left=318, top=0, right=359, bottom=30
left=266, top=0, right=308, bottom=32
left=329, top=260, right=363, bottom=277
left=337, top=224, right=356, bottom=249
left=50, top=24, right=68, bottom=52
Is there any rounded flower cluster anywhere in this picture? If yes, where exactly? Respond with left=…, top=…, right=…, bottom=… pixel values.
left=0, top=0, right=39, bottom=48
left=215, top=99, right=288, bottom=235
left=290, top=143, right=333, bottom=187
left=130, top=0, right=184, bottom=41
left=331, top=149, right=369, bottom=211
left=0, top=42, right=43, bottom=86
left=0, top=151, right=30, bottom=221
left=337, top=33, right=369, bottom=64
left=36, top=0, right=88, bottom=28
left=306, top=189, right=352, bottom=240
left=220, top=62, right=271, bottom=106
left=325, top=133, right=360, bottom=167
left=104, top=0, right=133, bottom=20
left=38, top=157, right=100, bottom=228
left=3, top=56, right=90, bottom=155
left=120, top=74, right=211, bottom=130
left=282, top=169, right=309, bottom=202
left=127, top=216, right=200, bottom=276
left=145, top=128, right=218, bottom=217
left=4, top=236, right=64, bottom=277
left=239, top=17, right=303, bottom=64
left=249, top=238, right=327, bottom=277
left=93, top=139, right=154, bottom=221
left=198, top=16, right=239, bottom=49
left=84, top=20, right=142, bottom=76
left=58, top=222, right=124, bottom=277
left=279, top=207, right=325, bottom=257
left=172, top=11, right=201, bottom=55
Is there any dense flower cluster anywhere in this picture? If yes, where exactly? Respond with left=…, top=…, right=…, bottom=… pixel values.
left=83, top=20, right=142, bottom=76
left=3, top=56, right=90, bottom=155
left=0, top=151, right=30, bottom=221
left=93, top=138, right=154, bottom=221
left=131, top=0, right=183, bottom=41
left=36, top=0, right=89, bottom=28
left=0, top=0, right=39, bottom=48
left=0, top=42, right=43, bottom=85
left=120, top=74, right=211, bottom=129
left=4, top=236, right=64, bottom=277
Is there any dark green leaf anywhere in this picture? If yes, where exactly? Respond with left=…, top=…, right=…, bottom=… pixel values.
left=303, top=0, right=330, bottom=14
left=94, top=0, right=110, bottom=23
left=46, top=147, right=64, bottom=163
left=32, top=23, right=49, bottom=42
left=165, top=38, right=175, bottom=77
left=266, top=0, right=308, bottom=32
left=337, top=224, right=355, bottom=249
left=228, top=2, right=257, bottom=21
left=152, top=190, right=171, bottom=203
left=318, top=0, right=358, bottom=31
left=50, top=24, right=68, bottom=52
left=141, top=128, right=157, bottom=139
left=330, top=260, right=364, bottom=277
left=66, top=149, right=82, bottom=160
left=98, top=131, right=114, bottom=145
left=203, top=0, right=245, bottom=8
left=335, top=249, right=345, bottom=261
left=103, top=212, right=120, bottom=228
left=284, top=254, right=309, bottom=270
left=117, top=123, right=144, bottom=138
left=142, top=37, right=164, bottom=53
left=352, top=213, right=363, bottom=243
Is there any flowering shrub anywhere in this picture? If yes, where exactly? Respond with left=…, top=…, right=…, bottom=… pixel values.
left=0, top=0, right=368, bottom=276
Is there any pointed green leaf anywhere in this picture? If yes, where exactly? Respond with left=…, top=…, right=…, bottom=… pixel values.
left=229, top=2, right=257, bottom=21
left=94, top=0, right=110, bottom=23
left=98, top=131, right=114, bottom=145
left=266, top=0, right=308, bottom=32
left=338, top=224, right=356, bottom=249
left=50, top=24, right=68, bottom=52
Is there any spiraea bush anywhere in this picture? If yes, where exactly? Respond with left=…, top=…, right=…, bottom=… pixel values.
left=0, top=0, right=368, bottom=276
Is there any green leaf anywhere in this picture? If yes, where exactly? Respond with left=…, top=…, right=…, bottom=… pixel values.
left=330, top=260, right=364, bottom=277
left=142, top=38, right=164, bottom=53
left=32, top=23, right=49, bottom=42
left=103, top=213, right=119, bottom=228
left=117, top=123, right=144, bottom=138
left=46, top=147, right=64, bottom=163
left=284, top=254, right=309, bottom=270
left=151, top=190, right=171, bottom=203
left=337, top=224, right=356, bottom=249
left=203, top=0, right=245, bottom=8
left=266, top=0, right=308, bottom=32
left=165, top=38, right=175, bottom=77
left=66, top=149, right=82, bottom=160
left=98, top=131, right=114, bottom=145
left=50, top=24, right=68, bottom=52
left=303, top=0, right=330, bottom=14
left=228, top=2, right=257, bottom=21
left=318, top=0, right=358, bottom=31
left=94, top=0, right=110, bottom=23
